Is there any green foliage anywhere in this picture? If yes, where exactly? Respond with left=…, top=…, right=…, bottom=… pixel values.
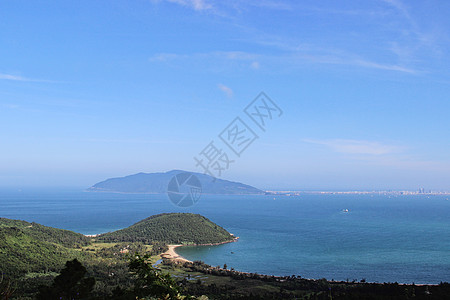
left=0, top=217, right=90, bottom=248
left=34, top=256, right=194, bottom=300
left=0, top=227, right=84, bottom=277
left=128, top=253, right=185, bottom=299
left=97, top=213, right=233, bottom=245
left=36, top=259, right=95, bottom=300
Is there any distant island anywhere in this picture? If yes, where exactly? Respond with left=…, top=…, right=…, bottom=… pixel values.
left=87, top=169, right=265, bottom=195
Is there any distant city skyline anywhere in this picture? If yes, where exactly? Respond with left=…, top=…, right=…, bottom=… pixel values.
left=1, top=1, right=449, bottom=190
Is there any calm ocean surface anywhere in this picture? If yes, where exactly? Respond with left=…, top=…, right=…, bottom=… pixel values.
left=1, top=188, right=449, bottom=284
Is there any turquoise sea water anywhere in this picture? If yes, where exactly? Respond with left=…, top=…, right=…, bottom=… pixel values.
left=1, top=188, right=449, bottom=284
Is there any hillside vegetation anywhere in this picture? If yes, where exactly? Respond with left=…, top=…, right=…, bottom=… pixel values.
left=0, top=213, right=232, bottom=279
left=97, top=213, right=234, bottom=244
left=0, top=227, right=83, bottom=277
left=0, top=213, right=235, bottom=298
left=0, top=218, right=90, bottom=248
left=0, top=218, right=90, bottom=277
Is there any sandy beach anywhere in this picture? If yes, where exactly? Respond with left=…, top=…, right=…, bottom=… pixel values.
left=161, top=245, right=192, bottom=263
left=161, top=236, right=239, bottom=263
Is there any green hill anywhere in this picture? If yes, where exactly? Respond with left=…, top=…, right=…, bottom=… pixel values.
left=0, top=214, right=235, bottom=298
left=97, top=213, right=234, bottom=244
left=0, top=226, right=84, bottom=277
left=0, top=213, right=234, bottom=276
left=0, top=218, right=90, bottom=248
left=0, top=218, right=90, bottom=277
left=0, top=213, right=233, bottom=278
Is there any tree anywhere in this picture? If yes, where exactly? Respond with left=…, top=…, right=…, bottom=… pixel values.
left=36, top=259, right=95, bottom=300
left=129, top=253, right=186, bottom=299
left=0, top=275, right=15, bottom=300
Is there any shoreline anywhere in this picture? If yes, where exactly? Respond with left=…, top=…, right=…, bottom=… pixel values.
left=161, top=236, right=239, bottom=264
left=86, top=188, right=264, bottom=196
left=161, top=245, right=192, bottom=263
left=161, top=237, right=440, bottom=286
left=179, top=261, right=441, bottom=287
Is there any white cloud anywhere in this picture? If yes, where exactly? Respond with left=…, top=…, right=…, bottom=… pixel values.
left=0, top=73, right=55, bottom=83
left=234, top=0, right=292, bottom=11
left=256, top=37, right=420, bottom=74
left=304, top=139, right=402, bottom=155
left=148, top=51, right=261, bottom=67
left=381, top=0, right=412, bottom=21
left=149, top=53, right=186, bottom=62
left=164, top=0, right=212, bottom=11
left=220, top=51, right=258, bottom=60
left=280, top=52, right=418, bottom=74
left=154, top=0, right=292, bottom=14
left=150, top=0, right=442, bottom=75
left=250, top=61, right=260, bottom=69
left=217, top=84, right=233, bottom=98
left=149, top=51, right=259, bottom=61
left=0, top=73, right=28, bottom=81
left=353, top=60, right=417, bottom=74
left=1, top=103, right=20, bottom=109
left=381, top=0, right=442, bottom=57
left=149, top=48, right=418, bottom=74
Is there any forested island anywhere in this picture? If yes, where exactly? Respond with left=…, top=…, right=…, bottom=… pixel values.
left=1, top=213, right=449, bottom=299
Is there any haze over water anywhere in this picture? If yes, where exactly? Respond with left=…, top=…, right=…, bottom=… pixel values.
left=1, top=188, right=449, bottom=284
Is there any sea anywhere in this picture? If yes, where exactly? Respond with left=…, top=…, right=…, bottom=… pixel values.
left=1, top=187, right=449, bottom=284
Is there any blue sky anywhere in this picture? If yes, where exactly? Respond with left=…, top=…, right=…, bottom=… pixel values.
left=1, top=0, right=449, bottom=190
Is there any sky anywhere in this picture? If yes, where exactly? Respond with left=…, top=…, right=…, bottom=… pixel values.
left=1, top=0, right=449, bottom=190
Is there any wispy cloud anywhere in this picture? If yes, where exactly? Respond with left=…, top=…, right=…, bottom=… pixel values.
left=149, top=51, right=261, bottom=66
left=150, top=51, right=258, bottom=61
left=236, top=0, right=292, bottom=11
left=217, top=84, right=233, bottom=98
left=1, top=103, right=20, bottom=109
left=304, top=139, right=402, bottom=155
left=0, top=72, right=55, bottom=83
left=155, top=0, right=292, bottom=14
left=0, top=73, right=30, bottom=81
left=149, top=50, right=418, bottom=74
left=250, top=61, right=260, bottom=69
left=250, top=32, right=421, bottom=74
left=149, top=53, right=187, bottom=62
left=381, top=0, right=443, bottom=58
left=148, top=0, right=443, bottom=75
left=352, top=59, right=417, bottom=74
left=160, top=0, right=212, bottom=11
left=84, top=138, right=190, bottom=144
left=381, top=0, right=415, bottom=26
